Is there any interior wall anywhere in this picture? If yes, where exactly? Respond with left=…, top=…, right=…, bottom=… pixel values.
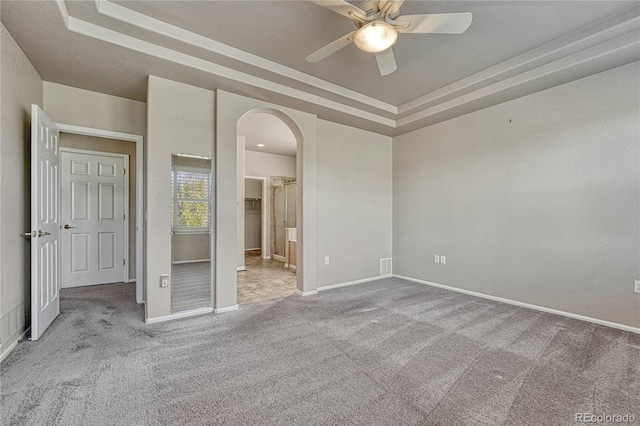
left=317, top=120, right=393, bottom=287
left=243, top=150, right=296, bottom=263
left=59, top=134, right=137, bottom=279
left=146, top=76, right=214, bottom=320
left=43, top=82, right=146, bottom=136
left=393, top=62, right=640, bottom=329
left=0, top=24, right=43, bottom=354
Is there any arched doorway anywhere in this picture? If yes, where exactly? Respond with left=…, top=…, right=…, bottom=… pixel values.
left=236, top=109, right=303, bottom=304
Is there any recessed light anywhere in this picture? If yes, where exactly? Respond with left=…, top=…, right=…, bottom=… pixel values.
left=257, top=144, right=265, bottom=147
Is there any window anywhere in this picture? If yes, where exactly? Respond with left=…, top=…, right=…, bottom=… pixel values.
left=171, top=166, right=212, bottom=233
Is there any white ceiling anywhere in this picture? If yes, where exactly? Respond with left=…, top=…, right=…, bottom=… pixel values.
left=1, top=1, right=639, bottom=136
left=238, top=113, right=297, bottom=157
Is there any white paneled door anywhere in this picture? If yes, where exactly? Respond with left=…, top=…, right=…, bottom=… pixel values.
left=30, top=105, right=61, bottom=340
left=60, top=150, right=126, bottom=288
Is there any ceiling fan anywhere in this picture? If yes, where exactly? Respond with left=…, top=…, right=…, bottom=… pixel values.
left=306, top=0, right=473, bottom=76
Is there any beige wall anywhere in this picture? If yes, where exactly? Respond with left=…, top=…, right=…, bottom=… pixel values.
left=393, top=62, right=640, bottom=329
left=0, top=24, right=43, bottom=354
left=316, top=120, right=393, bottom=287
left=59, top=133, right=137, bottom=279
left=43, top=82, right=146, bottom=136
left=146, top=76, right=214, bottom=320
left=172, top=234, right=210, bottom=262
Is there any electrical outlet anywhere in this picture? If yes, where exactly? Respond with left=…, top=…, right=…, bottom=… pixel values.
left=325, top=256, right=330, bottom=265
left=160, top=274, right=169, bottom=288
left=440, top=256, right=446, bottom=264
left=434, top=255, right=440, bottom=264
left=635, top=280, right=640, bottom=294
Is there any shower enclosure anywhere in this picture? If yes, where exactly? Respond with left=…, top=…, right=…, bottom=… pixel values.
left=271, top=177, right=296, bottom=258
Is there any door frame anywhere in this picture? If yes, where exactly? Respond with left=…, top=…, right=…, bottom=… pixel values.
left=60, top=147, right=130, bottom=285
left=244, top=176, right=267, bottom=258
left=56, top=124, right=145, bottom=304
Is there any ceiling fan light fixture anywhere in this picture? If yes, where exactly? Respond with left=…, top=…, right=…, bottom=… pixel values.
left=353, top=21, right=398, bottom=53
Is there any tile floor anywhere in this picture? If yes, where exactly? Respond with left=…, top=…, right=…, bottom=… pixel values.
left=237, top=250, right=296, bottom=304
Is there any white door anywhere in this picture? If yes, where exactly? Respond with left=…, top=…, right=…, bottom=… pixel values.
left=30, top=105, right=61, bottom=340
left=60, top=151, right=126, bottom=288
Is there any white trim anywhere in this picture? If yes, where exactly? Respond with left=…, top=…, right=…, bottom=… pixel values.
left=95, top=0, right=396, bottom=114
left=237, top=266, right=246, bottom=272
left=0, top=327, right=30, bottom=363
left=295, top=289, right=318, bottom=297
left=145, top=307, right=213, bottom=324
left=172, top=259, right=210, bottom=265
left=262, top=256, right=271, bottom=260
left=214, top=305, right=239, bottom=314
left=53, top=1, right=640, bottom=132
left=57, top=14, right=394, bottom=127
left=273, top=254, right=286, bottom=262
left=127, top=279, right=136, bottom=283
left=60, top=148, right=130, bottom=284
left=245, top=248, right=261, bottom=251
left=318, top=275, right=388, bottom=292
left=394, top=275, right=640, bottom=335
left=57, top=123, right=145, bottom=305
left=284, top=264, right=297, bottom=271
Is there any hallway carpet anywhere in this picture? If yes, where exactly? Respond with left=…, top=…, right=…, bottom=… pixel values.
left=1, top=278, right=638, bottom=425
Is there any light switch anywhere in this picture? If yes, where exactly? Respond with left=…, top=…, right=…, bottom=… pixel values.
left=440, top=256, right=446, bottom=265
left=434, top=255, right=440, bottom=264
left=160, top=274, right=169, bottom=288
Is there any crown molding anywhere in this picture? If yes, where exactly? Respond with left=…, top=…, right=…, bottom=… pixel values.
left=95, top=0, right=398, bottom=114
left=54, top=1, right=640, bottom=132
left=54, top=0, right=396, bottom=127
left=397, top=6, right=640, bottom=115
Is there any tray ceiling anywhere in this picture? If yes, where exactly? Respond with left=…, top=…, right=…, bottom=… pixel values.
left=1, top=1, right=639, bottom=135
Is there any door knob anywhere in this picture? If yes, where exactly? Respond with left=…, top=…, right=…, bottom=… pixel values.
left=37, top=230, right=51, bottom=237
left=23, top=231, right=35, bottom=237
left=63, top=224, right=76, bottom=229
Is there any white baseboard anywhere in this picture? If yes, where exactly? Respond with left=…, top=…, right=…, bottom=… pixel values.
left=273, top=254, right=286, bottom=262
left=214, top=305, right=239, bottom=314
left=237, top=266, right=246, bottom=272
left=0, top=327, right=30, bottom=363
left=394, top=274, right=640, bottom=335
left=245, top=248, right=261, bottom=251
left=262, top=256, right=271, bottom=260
left=145, top=307, right=213, bottom=324
left=295, top=289, right=318, bottom=297
left=127, top=279, right=136, bottom=283
left=284, top=264, right=297, bottom=271
left=172, top=259, right=211, bottom=265
left=318, top=275, right=389, bottom=292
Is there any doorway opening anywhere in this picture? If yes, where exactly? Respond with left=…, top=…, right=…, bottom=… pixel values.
left=237, top=111, right=298, bottom=305
left=59, top=134, right=137, bottom=299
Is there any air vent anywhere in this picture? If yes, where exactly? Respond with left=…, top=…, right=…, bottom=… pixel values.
left=380, top=258, right=392, bottom=276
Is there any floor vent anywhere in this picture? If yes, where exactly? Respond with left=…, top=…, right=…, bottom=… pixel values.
left=380, top=258, right=392, bottom=276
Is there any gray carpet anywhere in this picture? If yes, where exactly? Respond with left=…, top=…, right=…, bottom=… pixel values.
left=1, top=278, right=638, bottom=425
left=171, top=262, right=212, bottom=312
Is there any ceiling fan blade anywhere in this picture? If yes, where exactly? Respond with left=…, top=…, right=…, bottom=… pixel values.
left=395, top=13, right=473, bottom=34
left=375, top=48, right=397, bottom=76
left=310, top=0, right=366, bottom=20
left=378, top=0, right=405, bottom=15
left=306, top=32, right=356, bottom=63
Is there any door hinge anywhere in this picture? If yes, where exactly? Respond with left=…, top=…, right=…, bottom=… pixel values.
left=123, top=213, right=126, bottom=220
left=123, top=167, right=126, bottom=175
left=123, top=259, right=126, bottom=266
